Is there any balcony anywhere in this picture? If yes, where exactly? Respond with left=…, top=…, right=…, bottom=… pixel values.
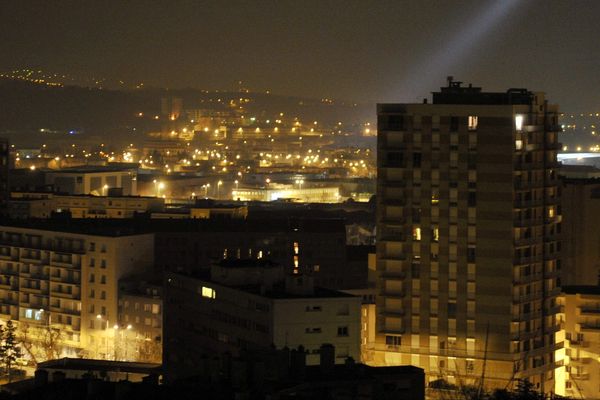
left=580, top=307, right=600, bottom=316
left=381, top=310, right=405, bottom=318
left=381, top=291, right=405, bottom=299
left=383, top=180, right=406, bottom=188
left=49, top=275, right=80, bottom=285
left=513, top=272, right=543, bottom=284
left=50, top=289, right=80, bottom=300
left=513, top=217, right=544, bottom=228
left=381, top=271, right=406, bottom=281
left=512, top=310, right=542, bottom=322
left=49, top=305, right=80, bottom=316
left=512, top=292, right=543, bottom=303
left=384, top=198, right=406, bottom=207
left=579, top=323, right=600, bottom=332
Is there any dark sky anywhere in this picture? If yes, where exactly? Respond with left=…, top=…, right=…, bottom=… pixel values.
left=1, top=0, right=599, bottom=111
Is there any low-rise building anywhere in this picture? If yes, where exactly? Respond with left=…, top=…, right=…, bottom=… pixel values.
left=45, top=166, right=138, bottom=196
left=164, top=259, right=361, bottom=381
left=232, top=185, right=340, bottom=203
left=9, top=192, right=164, bottom=219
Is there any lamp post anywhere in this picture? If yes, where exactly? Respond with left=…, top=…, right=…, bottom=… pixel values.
left=217, top=180, right=223, bottom=199
left=102, top=184, right=109, bottom=196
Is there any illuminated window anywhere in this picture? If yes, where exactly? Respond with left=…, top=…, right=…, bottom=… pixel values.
left=515, top=115, right=524, bottom=131
left=257, top=250, right=263, bottom=259
left=515, top=139, right=523, bottom=150
left=25, top=309, right=33, bottom=319
left=412, top=227, right=422, bottom=241
left=293, top=242, right=299, bottom=255
left=468, top=116, right=478, bottom=131
left=548, top=207, right=555, bottom=218
left=201, top=286, right=216, bottom=299
left=432, top=227, right=439, bottom=242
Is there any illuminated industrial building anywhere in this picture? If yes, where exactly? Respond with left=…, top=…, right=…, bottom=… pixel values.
left=231, top=185, right=340, bottom=203
left=375, top=79, right=562, bottom=392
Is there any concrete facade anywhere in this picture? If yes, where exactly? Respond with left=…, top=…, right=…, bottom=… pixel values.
left=164, top=261, right=361, bottom=381
left=375, top=82, right=562, bottom=392
left=0, top=224, right=154, bottom=360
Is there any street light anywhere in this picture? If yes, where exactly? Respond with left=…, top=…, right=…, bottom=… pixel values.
left=102, top=184, right=109, bottom=196
left=217, top=180, right=223, bottom=198
left=234, top=180, right=239, bottom=190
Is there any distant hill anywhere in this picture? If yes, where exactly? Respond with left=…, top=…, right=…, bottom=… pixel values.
left=0, top=78, right=374, bottom=139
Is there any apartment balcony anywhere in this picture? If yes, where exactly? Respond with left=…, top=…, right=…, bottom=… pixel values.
left=383, top=180, right=407, bottom=188
left=383, top=198, right=406, bottom=207
left=0, top=268, right=18, bottom=277
left=514, top=237, right=539, bottom=247
left=381, top=310, right=405, bottom=318
left=20, top=285, right=43, bottom=295
left=49, top=305, right=80, bottom=316
left=49, top=289, right=80, bottom=300
left=512, top=310, right=543, bottom=322
left=512, top=292, right=543, bottom=304
left=515, top=161, right=545, bottom=171
left=380, top=254, right=407, bottom=262
left=49, top=275, right=80, bottom=285
left=579, top=323, right=600, bottom=332
left=514, top=199, right=544, bottom=209
left=0, top=297, right=18, bottom=307
left=513, top=217, right=544, bottom=228
left=381, top=290, right=405, bottom=299
left=380, top=218, right=405, bottom=227
left=570, top=356, right=591, bottom=365
left=580, top=307, right=600, bottom=316
left=380, top=270, right=406, bottom=280
left=570, top=372, right=590, bottom=380
left=513, top=272, right=543, bottom=284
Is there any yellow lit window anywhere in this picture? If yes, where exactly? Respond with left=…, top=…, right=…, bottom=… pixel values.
left=201, top=286, right=216, bottom=299
left=413, top=227, right=422, bottom=241
left=468, top=116, right=478, bottom=131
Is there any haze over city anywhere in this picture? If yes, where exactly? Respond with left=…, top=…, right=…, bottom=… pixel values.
left=0, top=1, right=600, bottom=399
left=2, top=0, right=600, bottom=110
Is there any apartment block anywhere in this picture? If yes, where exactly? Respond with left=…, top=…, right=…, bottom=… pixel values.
left=0, top=223, right=153, bottom=360
left=557, top=286, right=600, bottom=398
left=560, top=177, right=600, bottom=286
left=164, top=259, right=361, bottom=382
left=375, top=79, right=562, bottom=392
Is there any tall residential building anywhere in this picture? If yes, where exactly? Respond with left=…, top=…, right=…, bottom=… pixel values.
left=0, top=138, right=9, bottom=215
left=374, top=79, right=562, bottom=392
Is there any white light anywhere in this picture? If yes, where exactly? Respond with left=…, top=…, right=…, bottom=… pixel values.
left=515, top=115, right=524, bottom=131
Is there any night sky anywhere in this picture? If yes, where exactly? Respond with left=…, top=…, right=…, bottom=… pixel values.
left=1, top=0, right=599, bottom=111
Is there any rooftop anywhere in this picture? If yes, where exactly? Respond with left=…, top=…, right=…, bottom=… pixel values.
left=431, top=77, right=533, bottom=105
left=562, top=286, right=600, bottom=295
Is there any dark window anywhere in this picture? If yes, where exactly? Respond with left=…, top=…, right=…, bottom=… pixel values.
left=467, top=247, right=476, bottom=263
left=411, top=262, right=421, bottom=278
left=386, top=152, right=404, bottom=167
left=413, top=153, right=421, bottom=168
left=387, top=115, right=404, bottom=131
left=450, top=117, right=459, bottom=132
left=448, top=302, right=457, bottom=318
left=468, top=192, right=477, bottom=207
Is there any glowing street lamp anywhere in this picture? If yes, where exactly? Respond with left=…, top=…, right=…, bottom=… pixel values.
left=102, top=184, right=109, bottom=196
left=217, top=180, right=223, bottom=198
left=234, top=180, right=239, bottom=190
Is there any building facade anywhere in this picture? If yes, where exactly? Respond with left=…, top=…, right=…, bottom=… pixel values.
left=557, top=286, right=600, bottom=398
left=0, top=224, right=153, bottom=361
left=375, top=80, right=562, bottom=392
left=9, top=192, right=164, bottom=219
left=560, top=177, right=600, bottom=286
left=164, top=260, right=361, bottom=382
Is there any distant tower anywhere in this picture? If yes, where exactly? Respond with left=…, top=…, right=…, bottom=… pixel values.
left=375, top=80, right=562, bottom=392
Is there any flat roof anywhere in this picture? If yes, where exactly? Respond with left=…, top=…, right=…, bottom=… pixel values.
left=37, top=358, right=160, bottom=374
left=562, top=286, right=600, bottom=295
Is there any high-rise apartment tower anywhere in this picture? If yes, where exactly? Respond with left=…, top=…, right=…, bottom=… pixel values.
left=375, top=78, right=562, bottom=392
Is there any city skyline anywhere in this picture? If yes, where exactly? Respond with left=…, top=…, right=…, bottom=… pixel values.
left=2, top=1, right=600, bottom=111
